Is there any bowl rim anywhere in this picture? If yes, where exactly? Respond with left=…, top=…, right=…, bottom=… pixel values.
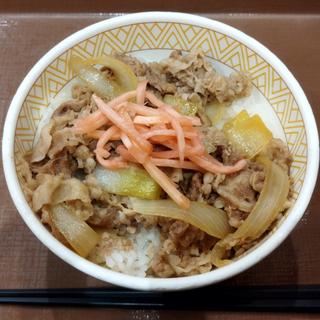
left=2, top=11, right=319, bottom=291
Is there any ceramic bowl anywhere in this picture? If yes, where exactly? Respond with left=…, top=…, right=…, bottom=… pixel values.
left=2, top=12, right=319, bottom=291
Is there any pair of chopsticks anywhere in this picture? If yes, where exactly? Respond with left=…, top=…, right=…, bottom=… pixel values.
left=0, top=285, right=320, bottom=311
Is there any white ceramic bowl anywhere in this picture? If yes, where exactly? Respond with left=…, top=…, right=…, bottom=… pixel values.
left=2, top=12, right=319, bottom=291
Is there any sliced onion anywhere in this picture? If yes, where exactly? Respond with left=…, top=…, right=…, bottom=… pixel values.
left=50, top=204, right=100, bottom=257
left=131, top=198, right=232, bottom=239
left=205, top=101, right=229, bottom=127
left=69, top=56, right=137, bottom=99
left=211, top=156, right=290, bottom=267
left=88, top=56, right=138, bottom=92
left=70, top=56, right=121, bottom=98
left=163, top=94, right=198, bottom=116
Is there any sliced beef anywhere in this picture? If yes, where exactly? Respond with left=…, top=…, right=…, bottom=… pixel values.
left=265, top=138, right=292, bottom=173
left=216, top=169, right=256, bottom=213
left=115, top=50, right=252, bottom=105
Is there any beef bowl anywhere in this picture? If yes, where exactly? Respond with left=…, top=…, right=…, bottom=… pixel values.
left=2, top=12, right=319, bottom=291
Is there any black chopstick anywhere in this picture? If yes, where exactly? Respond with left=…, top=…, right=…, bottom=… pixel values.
left=0, top=285, right=320, bottom=311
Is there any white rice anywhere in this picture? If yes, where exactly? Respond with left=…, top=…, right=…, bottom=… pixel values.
left=105, top=227, right=161, bottom=277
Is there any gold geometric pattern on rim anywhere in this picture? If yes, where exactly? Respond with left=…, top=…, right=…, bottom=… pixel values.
left=14, top=22, right=307, bottom=200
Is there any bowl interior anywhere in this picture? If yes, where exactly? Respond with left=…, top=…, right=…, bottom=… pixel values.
left=10, top=16, right=311, bottom=289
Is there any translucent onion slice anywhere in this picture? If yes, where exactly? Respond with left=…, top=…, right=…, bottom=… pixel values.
left=131, top=198, right=232, bottom=239
left=205, top=101, right=228, bottom=127
left=93, top=164, right=162, bottom=200
left=87, top=56, right=138, bottom=92
left=70, top=56, right=122, bottom=98
left=51, top=204, right=100, bottom=257
left=211, top=157, right=290, bottom=267
left=69, top=56, right=138, bottom=99
left=163, top=94, right=198, bottom=116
